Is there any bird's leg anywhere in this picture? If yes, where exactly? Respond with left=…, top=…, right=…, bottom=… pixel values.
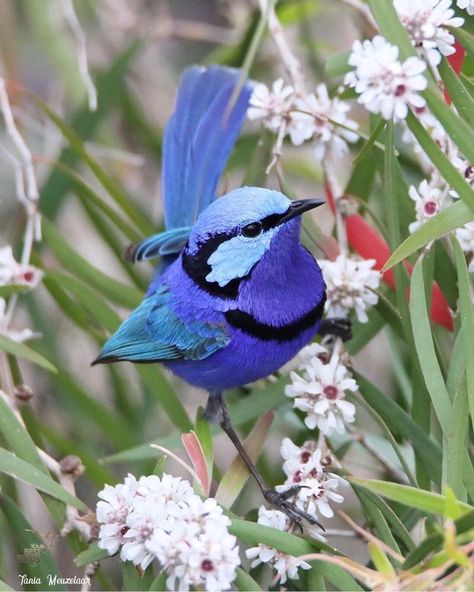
left=318, top=317, right=352, bottom=341
left=204, top=392, right=322, bottom=529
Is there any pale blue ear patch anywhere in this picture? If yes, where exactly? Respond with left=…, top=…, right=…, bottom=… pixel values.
left=206, top=228, right=278, bottom=286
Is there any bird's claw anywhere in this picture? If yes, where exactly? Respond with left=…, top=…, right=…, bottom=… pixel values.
left=263, top=488, right=323, bottom=531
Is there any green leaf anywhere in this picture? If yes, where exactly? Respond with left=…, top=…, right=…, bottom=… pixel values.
left=409, top=257, right=451, bottom=431
left=383, top=200, right=474, bottom=269
left=0, top=579, right=12, bottom=591
left=367, top=0, right=414, bottom=59
left=234, top=568, right=262, bottom=591
left=350, top=477, right=473, bottom=515
left=0, top=335, right=57, bottom=374
left=406, top=111, right=474, bottom=212
left=355, top=373, right=442, bottom=486
left=0, top=493, right=63, bottom=590
left=0, top=391, right=44, bottom=470
left=39, top=41, right=142, bottom=219
left=32, top=94, right=155, bottom=235
left=74, top=542, right=108, bottom=567
left=0, top=285, right=30, bottom=298
left=438, top=58, right=474, bottom=129
left=230, top=518, right=337, bottom=557
left=0, top=448, right=87, bottom=511
left=445, top=379, right=469, bottom=499
left=42, top=218, right=142, bottom=309
left=452, top=236, right=474, bottom=431
left=325, top=50, right=351, bottom=77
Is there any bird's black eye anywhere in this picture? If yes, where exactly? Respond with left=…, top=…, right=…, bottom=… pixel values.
left=241, top=222, right=263, bottom=238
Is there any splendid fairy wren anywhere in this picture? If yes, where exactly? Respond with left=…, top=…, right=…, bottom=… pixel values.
left=93, top=66, right=347, bottom=525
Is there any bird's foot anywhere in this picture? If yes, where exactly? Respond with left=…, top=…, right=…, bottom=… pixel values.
left=263, top=487, right=323, bottom=530
left=319, top=317, right=352, bottom=342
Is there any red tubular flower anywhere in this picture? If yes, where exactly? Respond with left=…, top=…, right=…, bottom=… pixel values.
left=444, top=41, right=465, bottom=104
left=324, top=179, right=453, bottom=330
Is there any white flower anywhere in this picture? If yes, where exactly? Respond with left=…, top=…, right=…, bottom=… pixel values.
left=97, top=474, right=140, bottom=555
left=0, top=245, right=43, bottom=288
left=345, top=35, right=427, bottom=121
left=247, top=79, right=294, bottom=133
left=96, top=473, right=240, bottom=591
left=245, top=506, right=311, bottom=584
left=457, top=0, right=474, bottom=14
left=277, top=439, right=346, bottom=519
left=0, top=298, right=37, bottom=343
left=289, top=84, right=358, bottom=159
left=286, top=350, right=358, bottom=435
left=408, top=176, right=449, bottom=233
left=297, top=342, right=328, bottom=370
left=394, top=0, right=463, bottom=66
left=320, top=255, right=380, bottom=323
left=455, top=222, right=474, bottom=272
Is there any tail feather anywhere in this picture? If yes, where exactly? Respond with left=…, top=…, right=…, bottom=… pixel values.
left=163, top=66, right=253, bottom=230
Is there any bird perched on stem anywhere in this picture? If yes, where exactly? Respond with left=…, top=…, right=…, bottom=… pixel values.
left=93, top=65, right=348, bottom=526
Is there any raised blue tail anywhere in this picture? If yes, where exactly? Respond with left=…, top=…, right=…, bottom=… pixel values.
left=163, top=65, right=254, bottom=230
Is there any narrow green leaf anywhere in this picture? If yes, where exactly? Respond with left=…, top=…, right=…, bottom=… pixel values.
left=367, top=0, right=414, bottom=59
left=446, top=379, right=469, bottom=500
left=234, top=568, right=262, bottom=591
left=409, top=257, right=451, bottom=431
left=39, top=41, right=142, bottom=218
left=325, top=51, right=351, bottom=77
left=0, top=285, right=30, bottom=298
left=0, top=448, right=87, bottom=511
left=351, top=477, right=473, bottom=515
left=0, top=494, right=63, bottom=590
left=0, top=335, right=57, bottom=374
left=452, top=236, right=474, bottom=431
left=42, top=218, right=142, bottom=309
left=0, top=391, right=44, bottom=470
left=74, top=542, right=108, bottom=567
left=355, top=372, right=442, bottom=486
left=137, top=366, right=192, bottom=432
left=310, top=561, right=364, bottom=591
left=383, top=200, right=474, bottom=269
left=454, top=27, right=474, bottom=60
left=32, top=95, right=155, bottom=235
left=438, top=58, right=474, bottom=129
left=406, top=111, right=474, bottom=212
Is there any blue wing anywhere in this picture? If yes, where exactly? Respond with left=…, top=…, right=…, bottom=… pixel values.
left=163, top=65, right=253, bottom=229
left=93, top=284, right=230, bottom=364
left=125, top=227, right=192, bottom=263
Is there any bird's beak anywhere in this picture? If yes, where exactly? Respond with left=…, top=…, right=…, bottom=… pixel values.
left=279, top=198, right=325, bottom=224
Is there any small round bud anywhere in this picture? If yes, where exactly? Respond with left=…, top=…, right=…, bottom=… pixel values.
left=14, top=384, right=34, bottom=404
left=59, top=455, right=85, bottom=478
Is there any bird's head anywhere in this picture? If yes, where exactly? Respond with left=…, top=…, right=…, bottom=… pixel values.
left=182, top=187, right=324, bottom=297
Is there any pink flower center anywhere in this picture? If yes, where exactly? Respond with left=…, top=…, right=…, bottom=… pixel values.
left=300, top=451, right=311, bottom=464
left=424, top=200, right=438, bottom=216
left=23, top=270, right=34, bottom=283
left=293, top=470, right=302, bottom=483
left=201, top=559, right=214, bottom=572
left=394, top=84, right=406, bottom=97
left=120, top=525, right=129, bottom=537
left=323, top=385, right=339, bottom=400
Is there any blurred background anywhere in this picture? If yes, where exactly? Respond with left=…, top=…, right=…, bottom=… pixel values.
left=0, top=1, right=403, bottom=588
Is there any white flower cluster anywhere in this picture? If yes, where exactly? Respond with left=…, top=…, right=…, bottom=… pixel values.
left=345, top=36, right=428, bottom=121
left=394, top=0, right=463, bottom=66
left=246, top=506, right=311, bottom=584
left=246, top=438, right=346, bottom=583
left=457, top=0, right=474, bottom=14
left=0, top=298, right=37, bottom=343
left=248, top=80, right=358, bottom=159
left=319, top=255, right=380, bottom=323
left=97, top=473, right=240, bottom=592
left=0, top=245, right=42, bottom=289
left=286, top=344, right=358, bottom=435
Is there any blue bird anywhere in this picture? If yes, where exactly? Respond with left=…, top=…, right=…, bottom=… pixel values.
left=94, top=65, right=348, bottom=525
